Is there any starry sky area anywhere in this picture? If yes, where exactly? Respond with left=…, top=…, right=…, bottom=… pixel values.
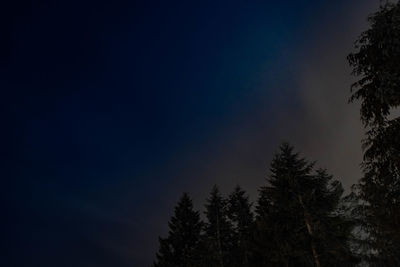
left=2, top=0, right=378, bottom=266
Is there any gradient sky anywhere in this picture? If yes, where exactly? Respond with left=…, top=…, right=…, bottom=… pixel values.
left=2, top=0, right=378, bottom=266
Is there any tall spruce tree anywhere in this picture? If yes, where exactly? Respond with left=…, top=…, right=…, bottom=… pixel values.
left=255, top=143, right=358, bottom=267
left=203, top=185, right=235, bottom=267
left=227, top=186, right=254, bottom=267
left=348, top=1, right=400, bottom=265
left=154, top=193, right=203, bottom=267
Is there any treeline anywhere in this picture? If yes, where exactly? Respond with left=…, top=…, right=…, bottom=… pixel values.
left=154, top=144, right=359, bottom=267
left=153, top=2, right=400, bottom=266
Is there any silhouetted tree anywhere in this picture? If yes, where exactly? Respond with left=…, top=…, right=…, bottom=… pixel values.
left=255, top=143, right=358, bottom=267
left=153, top=144, right=360, bottom=266
left=348, top=1, right=400, bottom=265
left=311, top=170, right=359, bottom=267
left=154, top=193, right=203, bottom=267
left=227, top=186, right=254, bottom=267
left=202, top=185, right=235, bottom=267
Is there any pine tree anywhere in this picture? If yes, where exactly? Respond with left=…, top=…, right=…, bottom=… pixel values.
left=255, top=143, right=358, bottom=267
left=227, top=186, right=254, bottom=267
left=348, top=1, right=400, bottom=265
left=255, top=143, right=315, bottom=267
left=154, top=193, right=203, bottom=267
left=253, top=183, right=276, bottom=267
left=309, top=169, right=359, bottom=266
left=203, top=185, right=234, bottom=267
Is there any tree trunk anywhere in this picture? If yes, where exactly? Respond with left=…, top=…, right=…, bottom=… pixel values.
left=216, top=212, right=224, bottom=267
left=298, top=195, right=322, bottom=267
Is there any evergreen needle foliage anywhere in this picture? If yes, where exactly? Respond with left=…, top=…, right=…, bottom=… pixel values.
left=202, top=185, right=235, bottom=267
left=154, top=145, right=357, bottom=267
left=154, top=193, right=203, bottom=267
left=254, top=144, right=358, bottom=267
left=227, top=186, right=254, bottom=267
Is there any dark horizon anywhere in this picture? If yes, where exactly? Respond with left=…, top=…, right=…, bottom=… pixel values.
left=2, top=0, right=379, bottom=266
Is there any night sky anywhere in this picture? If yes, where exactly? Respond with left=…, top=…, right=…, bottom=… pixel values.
left=2, top=0, right=378, bottom=266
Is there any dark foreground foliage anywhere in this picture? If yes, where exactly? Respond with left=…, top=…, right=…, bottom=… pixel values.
left=348, top=1, right=400, bottom=265
left=154, top=144, right=359, bottom=267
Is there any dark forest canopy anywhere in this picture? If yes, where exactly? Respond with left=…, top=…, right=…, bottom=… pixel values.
left=153, top=144, right=359, bottom=267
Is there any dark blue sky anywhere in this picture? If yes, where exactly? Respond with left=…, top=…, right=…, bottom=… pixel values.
left=2, top=0, right=377, bottom=266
